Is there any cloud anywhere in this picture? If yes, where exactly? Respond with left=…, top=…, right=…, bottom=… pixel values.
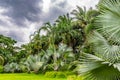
left=0, top=0, right=43, bottom=45
left=67, top=0, right=99, bottom=11
left=41, top=0, right=70, bottom=23
left=0, top=0, right=43, bottom=26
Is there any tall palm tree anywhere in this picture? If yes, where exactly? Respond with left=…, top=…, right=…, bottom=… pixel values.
left=71, top=6, right=99, bottom=28
left=54, top=14, right=85, bottom=52
left=71, top=6, right=99, bottom=54
left=77, top=0, right=120, bottom=80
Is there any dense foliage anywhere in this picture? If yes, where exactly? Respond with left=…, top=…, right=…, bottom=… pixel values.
left=0, top=0, right=120, bottom=80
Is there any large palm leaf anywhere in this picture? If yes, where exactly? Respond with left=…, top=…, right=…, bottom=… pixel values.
left=88, top=31, right=120, bottom=64
left=96, top=0, right=120, bottom=44
left=78, top=53, right=120, bottom=80
left=77, top=31, right=120, bottom=80
left=78, top=0, right=120, bottom=78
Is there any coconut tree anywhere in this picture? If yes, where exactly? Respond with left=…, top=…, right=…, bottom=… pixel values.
left=54, top=14, right=85, bottom=53
left=71, top=6, right=99, bottom=29
left=77, top=0, right=120, bottom=80
left=71, top=6, right=99, bottom=54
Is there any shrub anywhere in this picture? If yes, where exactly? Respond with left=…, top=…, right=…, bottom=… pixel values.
left=76, top=76, right=84, bottom=80
left=67, top=75, right=76, bottom=80
left=24, top=55, right=44, bottom=73
left=19, top=64, right=28, bottom=73
left=67, top=75, right=84, bottom=80
left=0, top=65, right=3, bottom=73
left=64, top=71, right=74, bottom=76
left=44, top=71, right=67, bottom=78
left=4, top=62, right=20, bottom=73
left=0, top=56, right=4, bottom=65
left=55, top=72, right=66, bottom=78
left=44, top=71, right=57, bottom=78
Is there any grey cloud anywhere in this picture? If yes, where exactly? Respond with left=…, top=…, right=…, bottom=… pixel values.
left=41, top=0, right=69, bottom=23
left=57, top=1, right=67, bottom=8
left=42, top=7, right=67, bottom=23
left=0, top=0, right=71, bottom=45
left=0, top=20, right=5, bottom=26
left=0, top=0, right=43, bottom=26
left=0, top=30, right=21, bottom=42
left=7, top=30, right=25, bottom=42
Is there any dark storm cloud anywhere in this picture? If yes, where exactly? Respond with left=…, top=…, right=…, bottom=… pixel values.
left=0, top=0, right=71, bottom=44
left=0, top=0, right=43, bottom=26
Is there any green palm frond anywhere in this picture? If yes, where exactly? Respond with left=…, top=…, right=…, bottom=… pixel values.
left=88, top=31, right=120, bottom=64
left=77, top=29, right=120, bottom=80
left=77, top=53, right=120, bottom=80
left=96, top=0, right=120, bottom=44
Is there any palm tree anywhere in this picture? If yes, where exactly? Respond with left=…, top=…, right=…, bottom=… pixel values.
left=71, top=6, right=99, bottom=28
left=40, top=22, right=56, bottom=45
left=71, top=6, right=99, bottom=54
left=77, top=0, right=120, bottom=80
left=40, top=14, right=83, bottom=53
left=43, top=43, right=74, bottom=71
left=54, top=14, right=85, bottom=53
left=26, top=27, right=50, bottom=55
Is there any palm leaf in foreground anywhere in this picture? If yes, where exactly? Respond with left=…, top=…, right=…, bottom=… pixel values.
left=77, top=0, right=120, bottom=79
left=77, top=31, right=120, bottom=80
left=78, top=53, right=120, bottom=80
left=96, top=0, right=120, bottom=44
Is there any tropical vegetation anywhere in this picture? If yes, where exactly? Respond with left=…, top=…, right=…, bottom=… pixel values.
left=0, top=0, right=120, bottom=80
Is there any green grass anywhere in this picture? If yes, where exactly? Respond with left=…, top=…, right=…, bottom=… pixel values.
left=0, top=73, right=67, bottom=80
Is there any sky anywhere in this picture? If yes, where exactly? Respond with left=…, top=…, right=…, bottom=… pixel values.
left=0, top=0, right=99, bottom=46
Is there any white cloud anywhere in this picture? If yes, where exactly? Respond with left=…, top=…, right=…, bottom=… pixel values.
left=42, top=0, right=51, bottom=13
left=0, top=7, right=7, bottom=13
left=67, top=0, right=99, bottom=11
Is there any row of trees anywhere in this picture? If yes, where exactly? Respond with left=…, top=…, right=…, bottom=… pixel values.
left=0, top=0, right=120, bottom=79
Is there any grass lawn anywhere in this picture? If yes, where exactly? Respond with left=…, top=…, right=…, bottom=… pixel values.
left=0, top=73, right=67, bottom=80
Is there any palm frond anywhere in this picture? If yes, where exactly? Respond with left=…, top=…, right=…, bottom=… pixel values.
left=88, top=31, right=120, bottom=64
left=77, top=53, right=120, bottom=80
left=96, top=0, right=120, bottom=44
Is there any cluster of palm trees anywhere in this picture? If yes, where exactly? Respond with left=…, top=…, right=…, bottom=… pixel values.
left=0, top=0, right=120, bottom=79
